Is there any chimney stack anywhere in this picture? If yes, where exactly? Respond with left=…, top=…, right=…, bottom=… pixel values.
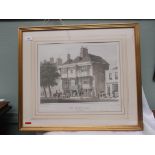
left=67, top=53, right=71, bottom=61
left=56, top=58, right=62, bottom=66
left=80, top=47, right=88, bottom=58
left=50, top=57, right=54, bottom=64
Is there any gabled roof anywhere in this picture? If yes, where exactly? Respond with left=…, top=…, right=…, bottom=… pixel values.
left=89, top=54, right=109, bottom=64
left=63, top=54, right=109, bottom=65
left=63, top=59, right=73, bottom=65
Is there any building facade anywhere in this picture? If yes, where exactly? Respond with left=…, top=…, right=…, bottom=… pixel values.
left=105, top=67, right=119, bottom=98
left=58, top=47, right=109, bottom=99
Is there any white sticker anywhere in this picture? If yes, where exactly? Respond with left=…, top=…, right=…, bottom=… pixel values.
left=24, top=35, right=32, bottom=41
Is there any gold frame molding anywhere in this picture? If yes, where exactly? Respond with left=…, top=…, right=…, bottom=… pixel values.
left=18, top=23, right=143, bottom=131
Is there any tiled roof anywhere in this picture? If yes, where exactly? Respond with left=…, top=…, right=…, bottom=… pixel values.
left=89, top=54, right=108, bottom=64
left=63, top=59, right=73, bottom=65
left=63, top=54, right=109, bottom=65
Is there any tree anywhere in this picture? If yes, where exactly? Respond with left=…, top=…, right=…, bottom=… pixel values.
left=40, top=61, right=60, bottom=98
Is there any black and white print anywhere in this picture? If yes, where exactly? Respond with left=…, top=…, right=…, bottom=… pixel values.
left=39, top=42, right=120, bottom=103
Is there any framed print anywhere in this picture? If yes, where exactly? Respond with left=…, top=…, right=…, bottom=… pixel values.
left=18, top=23, right=143, bottom=131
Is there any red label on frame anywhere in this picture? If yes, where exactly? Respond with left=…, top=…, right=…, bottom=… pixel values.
left=25, top=122, right=32, bottom=124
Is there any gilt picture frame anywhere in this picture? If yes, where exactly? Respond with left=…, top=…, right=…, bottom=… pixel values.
left=18, top=23, right=143, bottom=131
